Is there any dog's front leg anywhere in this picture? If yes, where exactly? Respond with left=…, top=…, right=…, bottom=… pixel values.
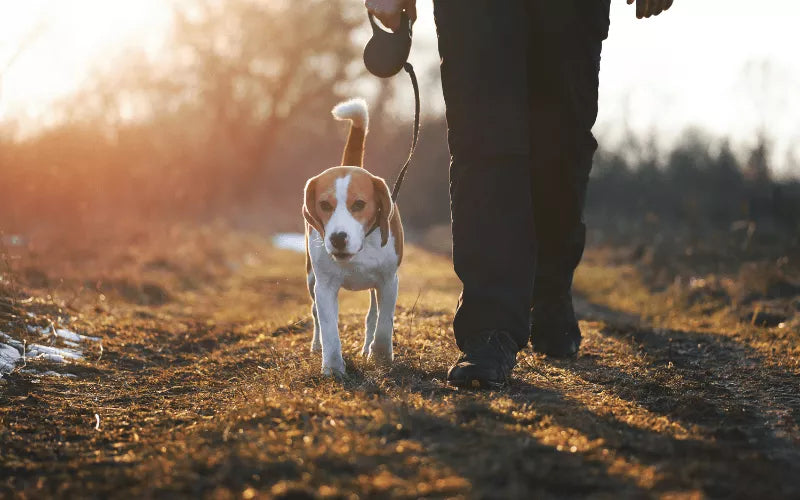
left=308, top=272, right=321, bottom=353
left=369, top=274, right=398, bottom=363
left=314, top=280, right=345, bottom=376
left=361, top=289, right=377, bottom=356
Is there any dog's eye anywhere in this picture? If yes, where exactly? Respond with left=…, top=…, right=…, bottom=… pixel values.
left=351, top=200, right=366, bottom=212
left=320, top=201, right=333, bottom=212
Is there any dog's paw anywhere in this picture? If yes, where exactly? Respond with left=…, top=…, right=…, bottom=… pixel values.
left=321, top=356, right=346, bottom=377
left=367, top=343, right=393, bottom=364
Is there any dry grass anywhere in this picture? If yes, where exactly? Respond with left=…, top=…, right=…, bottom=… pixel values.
left=1, top=225, right=799, bottom=499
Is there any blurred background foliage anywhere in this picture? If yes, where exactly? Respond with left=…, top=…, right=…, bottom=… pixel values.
left=0, top=0, right=797, bottom=255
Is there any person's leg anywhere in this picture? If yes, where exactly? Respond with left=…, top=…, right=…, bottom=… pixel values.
left=527, top=0, right=611, bottom=355
left=434, top=0, right=534, bottom=351
left=434, top=0, right=534, bottom=386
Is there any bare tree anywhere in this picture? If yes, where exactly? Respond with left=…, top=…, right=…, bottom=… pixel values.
left=0, top=0, right=374, bottom=231
left=167, top=0, right=365, bottom=200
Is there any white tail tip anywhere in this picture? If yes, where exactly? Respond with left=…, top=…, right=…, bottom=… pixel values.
left=331, top=98, right=368, bottom=131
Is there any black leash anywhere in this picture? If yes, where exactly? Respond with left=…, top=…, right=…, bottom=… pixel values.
left=363, top=12, right=421, bottom=239
left=364, top=62, right=420, bottom=239
left=390, top=61, right=420, bottom=203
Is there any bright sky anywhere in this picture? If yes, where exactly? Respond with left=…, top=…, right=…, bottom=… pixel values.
left=598, top=0, right=800, bottom=175
left=1, top=0, right=799, bottom=174
left=0, top=0, right=170, bottom=126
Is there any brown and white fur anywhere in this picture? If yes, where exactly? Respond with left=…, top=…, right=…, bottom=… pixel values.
left=303, top=98, right=404, bottom=376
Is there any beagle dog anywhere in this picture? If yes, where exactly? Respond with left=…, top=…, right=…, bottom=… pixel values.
left=303, top=98, right=403, bottom=376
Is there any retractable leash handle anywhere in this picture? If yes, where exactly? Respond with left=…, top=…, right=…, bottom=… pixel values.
left=364, top=12, right=412, bottom=78
left=363, top=11, right=420, bottom=203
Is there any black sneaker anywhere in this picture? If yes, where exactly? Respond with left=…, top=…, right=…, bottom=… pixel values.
left=530, top=292, right=581, bottom=357
left=447, top=330, right=518, bottom=389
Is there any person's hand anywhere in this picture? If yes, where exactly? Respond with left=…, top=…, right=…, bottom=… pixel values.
left=628, top=0, right=674, bottom=19
left=365, top=0, right=417, bottom=32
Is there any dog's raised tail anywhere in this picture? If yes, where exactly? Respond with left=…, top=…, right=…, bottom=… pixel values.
left=332, top=98, right=369, bottom=167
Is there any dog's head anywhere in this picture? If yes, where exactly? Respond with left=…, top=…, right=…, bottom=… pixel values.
left=303, top=166, right=393, bottom=261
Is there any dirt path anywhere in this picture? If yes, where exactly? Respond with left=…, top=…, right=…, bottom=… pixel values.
left=1, top=228, right=799, bottom=498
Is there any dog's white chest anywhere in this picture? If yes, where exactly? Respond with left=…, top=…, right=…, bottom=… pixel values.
left=309, top=229, right=398, bottom=290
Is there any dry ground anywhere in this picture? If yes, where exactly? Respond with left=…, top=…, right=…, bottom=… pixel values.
left=1, top=225, right=799, bottom=499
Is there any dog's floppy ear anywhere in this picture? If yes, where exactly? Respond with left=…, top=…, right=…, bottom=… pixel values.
left=372, top=176, right=394, bottom=247
left=303, top=177, right=324, bottom=236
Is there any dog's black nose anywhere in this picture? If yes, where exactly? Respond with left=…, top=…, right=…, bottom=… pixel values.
left=329, top=232, right=348, bottom=251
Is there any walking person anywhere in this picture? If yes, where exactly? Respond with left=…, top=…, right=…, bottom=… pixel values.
left=365, top=0, right=675, bottom=388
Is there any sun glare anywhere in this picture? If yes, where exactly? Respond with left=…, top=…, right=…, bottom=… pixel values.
left=0, top=0, right=171, bottom=124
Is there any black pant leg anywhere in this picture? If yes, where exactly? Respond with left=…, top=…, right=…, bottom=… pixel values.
left=528, top=0, right=610, bottom=299
left=433, top=0, right=534, bottom=349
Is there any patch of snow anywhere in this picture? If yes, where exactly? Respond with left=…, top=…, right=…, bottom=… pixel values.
left=26, top=324, right=100, bottom=343
left=2, top=317, right=101, bottom=377
left=272, top=233, right=306, bottom=253
left=27, top=343, right=83, bottom=363
left=54, top=328, right=82, bottom=342
left=26, top=324, right=47, bottom=335
left=1, top=332, right=24, bottom=350
left=54, top=328, right=100, bottom=343
left=20, top=369, right=77, bottom=378
left=1, top=340, right=22, bottom=376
